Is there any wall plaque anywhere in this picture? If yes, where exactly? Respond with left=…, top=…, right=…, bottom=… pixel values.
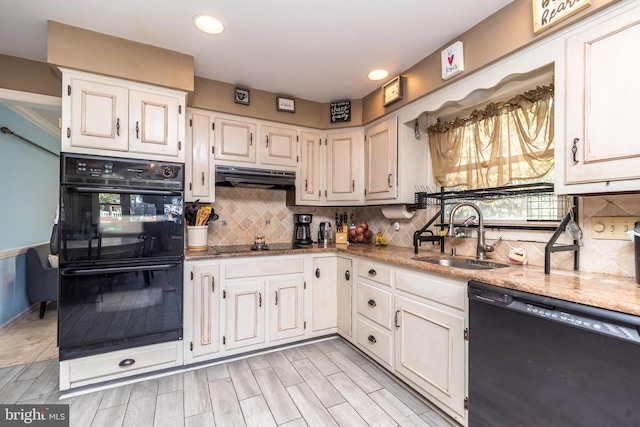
left=533, top=0, right=591, bottom=34
left=330, top=100, right=351, bottom=123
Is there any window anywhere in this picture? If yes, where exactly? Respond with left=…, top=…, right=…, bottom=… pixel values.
left=428, top=82, right=557, bottom=223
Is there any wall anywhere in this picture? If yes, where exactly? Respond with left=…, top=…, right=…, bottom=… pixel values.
left=0, top=104, right=60, bottom=326
left=207, top=189, right=638, bottom=278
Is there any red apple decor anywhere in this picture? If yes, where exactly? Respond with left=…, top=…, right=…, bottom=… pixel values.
left=349, top=222, right=373, bottom=243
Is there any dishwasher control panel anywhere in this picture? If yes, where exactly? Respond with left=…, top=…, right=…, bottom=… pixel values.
left=522, top=302, right=640, bottom=344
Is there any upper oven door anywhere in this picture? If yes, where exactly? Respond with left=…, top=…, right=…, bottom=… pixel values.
left=59, top=186, right=184, bottom=265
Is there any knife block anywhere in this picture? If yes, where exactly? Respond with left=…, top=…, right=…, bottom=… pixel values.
left=335, top=231, right=348, bottom=245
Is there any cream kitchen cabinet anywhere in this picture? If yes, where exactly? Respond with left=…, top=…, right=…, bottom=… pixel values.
left=223, top=256, right=306, bottom=351
left=394, top=269, right=467, bottom=424
left=213, top=116, right=257, bottom=164
left=562, top=4, right=640, bottom=193
left=269, top=276, right=305, bottom=341
left=185, top=108, right=215, bottom=202
left=310, top=255, right=352, bottom=337
left=296, top=129, right=364, bottom=206
left=260, top=125, right=298, bottom=168
left=298, top=131, right=322, bottom=204
left=364, top=116, right=398, bottom=202
left=355, top=259, right=393, bottom=367
left=185, top=261, right=220, bottom=362
left=61, top=68, right=186, bottom=162
left=326, top=130, right=363, bottom=204
left=224, top=280, right=266, bottom=350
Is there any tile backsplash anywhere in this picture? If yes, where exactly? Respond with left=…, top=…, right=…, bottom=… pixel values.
left=205, top=188, right=638, bottom=278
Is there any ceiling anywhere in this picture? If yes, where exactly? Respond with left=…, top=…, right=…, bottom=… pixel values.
left=0, top=0, right=513, bottom=104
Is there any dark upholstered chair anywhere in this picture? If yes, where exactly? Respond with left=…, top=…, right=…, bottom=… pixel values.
left=26, top=245, right=58, bottom=319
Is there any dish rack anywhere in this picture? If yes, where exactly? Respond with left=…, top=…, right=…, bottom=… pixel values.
left=412, top=183, right=579, bottom=274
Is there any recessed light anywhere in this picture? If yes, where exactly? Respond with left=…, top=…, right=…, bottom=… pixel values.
left=194, top=14, right=225, bottom=35
left=368, top=69, right=389, bottom=81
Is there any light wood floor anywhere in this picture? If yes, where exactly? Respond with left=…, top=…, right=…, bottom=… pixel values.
left=0, top=333, right=458, bottom=427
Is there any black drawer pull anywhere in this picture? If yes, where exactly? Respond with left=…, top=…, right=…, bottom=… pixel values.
left=368, top=335, right=377, bottom=343
left=368, top=269, right=377, bottom=276
left=315, top=268, right=321, bottom=278
left=345, top=270, right=350, bottom=280
left=368, top=299, right=376, bottom=307
left=119, top=358, right=135, bottom=367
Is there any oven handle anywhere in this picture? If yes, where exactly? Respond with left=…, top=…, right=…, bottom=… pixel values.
left=63, top=186, right=183, bottom=197
left=61, top=264, right=177, bottom=276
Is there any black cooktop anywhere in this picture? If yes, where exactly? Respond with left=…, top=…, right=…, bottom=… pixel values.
left=212, top=242, right=312, bottom=253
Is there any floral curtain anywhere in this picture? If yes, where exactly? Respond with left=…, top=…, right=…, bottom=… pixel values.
left=427, top=84, right=554, bottom=189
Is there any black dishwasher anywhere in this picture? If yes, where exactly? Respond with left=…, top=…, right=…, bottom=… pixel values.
left=468, top=281, right=640, bottom=427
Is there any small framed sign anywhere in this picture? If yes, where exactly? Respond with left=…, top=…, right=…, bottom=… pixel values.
left=234, top=87, right=250, bottom=105
left=532, top=0, right=591, bottom=33
left=382, top=76, right=403, bottom=107
left=276, top=96, right=296, bottom=113
left=441, top=41, right=464, bottom=80
left=330, top=100, right=351, bottom=123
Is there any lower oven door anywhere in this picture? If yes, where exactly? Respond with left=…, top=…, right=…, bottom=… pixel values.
left=58, top=261, right=183, bottom=360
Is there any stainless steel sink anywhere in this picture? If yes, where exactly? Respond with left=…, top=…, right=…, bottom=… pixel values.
left=414, top=257, right=509, bottom=270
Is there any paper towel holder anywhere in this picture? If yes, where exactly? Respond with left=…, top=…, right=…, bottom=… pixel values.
left=381, top=204, right=416, bottom=220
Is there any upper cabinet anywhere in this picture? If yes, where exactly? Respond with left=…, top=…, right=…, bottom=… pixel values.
left=260, top=125, right=298, bottom=167
left=561, top=4, right=640, bottom=194
left=325, top=130, right=364, bottom=204
left=213, top=114, right=298, bottom=170
left=185, top=108, right=215, bottom=203
left=61, top=68, right=186, bottom=162
left=298, top=130, right=322, bottom=204
left=364, top=116, right=398, bottom=202
left=213, top=116, right=257, bottom=164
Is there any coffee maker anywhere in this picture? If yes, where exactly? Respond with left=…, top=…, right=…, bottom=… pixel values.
left=293, top=214, right=313, bottom=246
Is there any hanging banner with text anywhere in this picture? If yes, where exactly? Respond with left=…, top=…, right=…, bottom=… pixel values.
left=532, top=0, right=591, bottom=34
left=330, top=100, right=351, bottom=123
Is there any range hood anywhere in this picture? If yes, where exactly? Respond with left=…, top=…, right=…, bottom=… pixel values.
left=215, top=165, right=296, bottom=189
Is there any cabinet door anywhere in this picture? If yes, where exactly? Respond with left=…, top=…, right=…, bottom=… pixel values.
left=269, top=277, right=305, bottom=341
left=225, top=281, right=265, bottom=350
left=336, top=256, right=353, bottom=337
left=69, top=77, right=129, bottom=151
left=326, top=131, right=363, bottom=203
left=185, top=109, right=215, bottom=202
left=128, top=89, right=181, bottom=158
left=365, top=117, right=397, bottom=201
left=261, top=125, right=298, bottom=167
left=214, top=117, right=257, bottom=163
left=311, top=256, right=338, bottom=332
left=394, top=295, right=466, bottom=418
left=191, top=263, right=220, bottom=358
left=565, top=7, right=640, bottom=186
left=298, top=131, right=322, bottom=204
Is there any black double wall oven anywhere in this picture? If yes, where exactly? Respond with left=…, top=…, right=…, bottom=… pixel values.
left=58, top=153, right=184, bottom=360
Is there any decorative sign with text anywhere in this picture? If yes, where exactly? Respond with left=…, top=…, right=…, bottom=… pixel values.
left=330, top=100, right=351, bottom=123
left=533, top=0, right=591, bottom=34
left=441, top=41, right=464, bottom=80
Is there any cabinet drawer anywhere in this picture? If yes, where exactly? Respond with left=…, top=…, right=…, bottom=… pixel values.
left=358, top=260, right=393, bottom=287
left=396, top=269, right=465, bottom=310
left=225, top=257, right=304, bottom=279
left=65, top=341, right=180, bottom=385
left=357, top=282, right=392, bottom=329
left=357, top=318, right=392, bottom=365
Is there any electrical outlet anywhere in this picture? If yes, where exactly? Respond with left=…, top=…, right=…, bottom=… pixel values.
left=221, top=220, right=227, bottom=226
left=265, top=219, right=270, bottom=226
left=591, top=216, right=640, bottom=240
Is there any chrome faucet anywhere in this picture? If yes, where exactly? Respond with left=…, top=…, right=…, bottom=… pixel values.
left=447, top=202, right=502, bottom=260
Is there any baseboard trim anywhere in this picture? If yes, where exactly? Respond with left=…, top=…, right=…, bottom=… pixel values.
left=0, top=303, right=39, bottom=335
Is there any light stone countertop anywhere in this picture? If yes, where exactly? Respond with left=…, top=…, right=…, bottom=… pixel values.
left=185, top=244, right=640, bottom=316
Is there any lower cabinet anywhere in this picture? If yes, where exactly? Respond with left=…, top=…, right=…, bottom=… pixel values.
left=269, top=277, right=305, bottom=341
left=191, top=262, right=221, bottom=359
left=224, top=280, right=266, bottom=350
left=59, top=340, right=183, bottom=390
left=311, top=255, right=352, bottom=336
